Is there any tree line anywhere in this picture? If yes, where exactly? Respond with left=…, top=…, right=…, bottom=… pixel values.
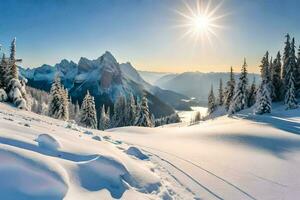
left=208, top=34, right=300, bottom=116
left=47, top=75, right=157, bottom=129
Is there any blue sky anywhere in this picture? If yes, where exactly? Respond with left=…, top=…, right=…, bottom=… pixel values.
left=0, top=0, right=300, bottom=72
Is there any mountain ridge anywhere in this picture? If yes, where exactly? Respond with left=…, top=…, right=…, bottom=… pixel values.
left=20, top=51, right=190, bottom=117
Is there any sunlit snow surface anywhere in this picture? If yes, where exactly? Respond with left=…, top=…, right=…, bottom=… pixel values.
left=1, top=102, right=300, bottom=200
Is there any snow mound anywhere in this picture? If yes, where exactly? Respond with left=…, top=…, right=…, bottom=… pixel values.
left=35, top=134, right=61, bottom=151
left=92, top=135, right=102, bottom=141
left=76, top=155, right=160, bottom=198
left=126, top=146, right=149, bottom=160
left=0, top=149, right=67, bottom=200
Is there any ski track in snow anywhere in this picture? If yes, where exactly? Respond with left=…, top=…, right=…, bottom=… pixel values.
left=121, top=142, right=258, bottom=200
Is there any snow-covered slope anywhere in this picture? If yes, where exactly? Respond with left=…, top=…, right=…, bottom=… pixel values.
left=2, top=101, right=300, bottom=200
left=0, top=103, right=190, bottom=200
left=106, top=104, right=300, bottom=200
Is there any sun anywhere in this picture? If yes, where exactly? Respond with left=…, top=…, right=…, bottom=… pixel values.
left=192, top=14, right=210, bottom=32
left=175, top=0, right=227, bottom=45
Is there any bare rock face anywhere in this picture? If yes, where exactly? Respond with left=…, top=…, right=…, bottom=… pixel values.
left=99, top=51, right=123, bottom=89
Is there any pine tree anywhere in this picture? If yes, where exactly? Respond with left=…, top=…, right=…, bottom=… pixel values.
left=255, top=53, right=272, bottom=114
left=127, top=93, right=137, bottom=126
left=0, top=54, right=6, bottom=89
left=207, top=85, right=216, bottom=114
left=74, top=101, right=80, bottom=121
left=80, top=91, right=97, bottom=129
left=284, top=38, right=297, bottom=101
left=48, top=76, right=64, bottom=119
left=99, top=105, right=110, bottom=130
left=296, top=45, right=300, bottom=94
left=111, top=95, right=127, bottom=127
left=247, top=77, right=256, bottom=107
left=285, top=71, right=298, bottom=109
left=272, top=51, right=283, bottom=101
left=260, top=51, right=270, bottom=81
left=60, top=87, right=69, bottom=121
left=218, top=79, right=224, bottom=106
left=135, top=96, right=153, bottom=127
left=282, top=34, right=291, bottom=83
left=229, top=59, right=248, bottom=114
left=224, top=67, right=235, bottom=111
left=255, top=81, right=272, bottom=114
left=9, top=38, right=18, bottom=80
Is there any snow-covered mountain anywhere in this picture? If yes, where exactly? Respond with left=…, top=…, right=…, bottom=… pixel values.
left=20, top=52, right=189, bottom=117
left=155, top=72, right=261, bottom=105
left=119, top=63, right=192, bottom=111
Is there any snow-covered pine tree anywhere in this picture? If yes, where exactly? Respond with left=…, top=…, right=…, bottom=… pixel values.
left=255, top=81, right=272, bottom=114
left=9, top=38, right=18, bottom=80
left=284, top=38, right=297, bottom=101
left=68, top=97, right=75, bottom=120
left=207, top=85, right=216, bottom=114
left=218, top=79, right=224, bottom=106
left=60, top=87, right=69, bottom=121
left=135, top=96, right=153, bottom=127
left=272, top=51, right=283, bottom=101
left=111, top=95, right=127, bottom=127
left=284, top=71, right=297, bottom=109
left=296, top=45, right=300, bottom=94
left=48, top=76, right=64, bottom=119
left=80, top=91, right=97, bottom=129
left=0, top=54, right=7, bottom=89
left=247, top=77, right=256, bottom=107
left=229, top=59, right=248, bottom=114
left=224, top=67, right=235, bottom=111
left=282, top=34, right=291, bottom=85
left=99, top=105, right=110, bottom=130
left=74, top=101, right=80, bottom=121
left=259, top=51, right=270, bottom=81
left=127, top=93, right=137, bottom=126
left=255, top=52, right=272, bottom=114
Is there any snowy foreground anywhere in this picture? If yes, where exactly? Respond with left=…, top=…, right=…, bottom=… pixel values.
left=1, top=103, right=300, bottom=199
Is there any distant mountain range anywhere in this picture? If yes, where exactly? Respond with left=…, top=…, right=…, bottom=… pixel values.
left=138, top=71, right=171, bottom=84
left=153, top=72, right=261, bottom=106
left=20, top=52, right=192, bottom=118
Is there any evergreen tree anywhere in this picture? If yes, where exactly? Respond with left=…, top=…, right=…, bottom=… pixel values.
left=111, top=95, right=127, bottom=127
left=296, top=45, right=300, bottom=93
left=207, top=85, right=216, bottom=114
left=284, top=38, right=297, bottom=100
left=9, top=38, right=18, bottom=80
left=99, top=105, right=110, bottom=130
left=272, top=51, right=283, bottom=101
left=0, top=54, right=7, bottom=89
left=260, top=51, right=270, bottom=81
left=255, top=53, right=272, bottom=114
left=255, top=81, right=272, bottom=114
left=224, top=67, right=235, bottom=111
left=60, top=87, right=69, bottom=121
left=285, top=71, right=298, bottom=109
left=48, top=76, right=64, bottom=119
left=229, top=59, right=248, bottom=114
left=247, top=77, right=256, bottom=107
left=218, top=79, right=224, bottom=106
left=80, top=91, right=97, bottom=129
left=74, top=101, right=80, bottom=121
left=135, top=96, right=153, bottom=127
left=127, top=93, right=137, bottom=126
left=282, top=34, right=291, bottom=83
